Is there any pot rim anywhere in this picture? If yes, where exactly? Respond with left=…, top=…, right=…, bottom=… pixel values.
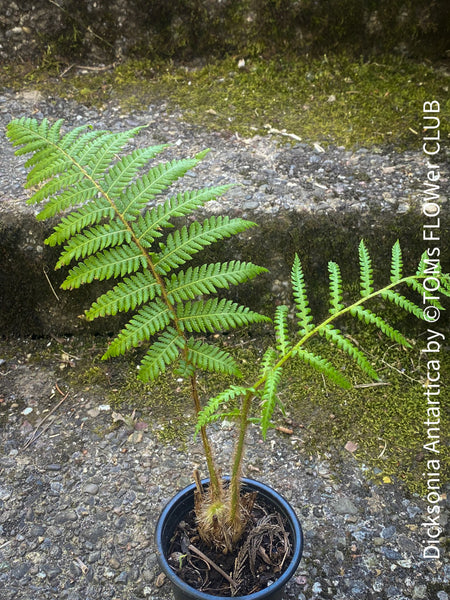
left=155, top=477, right=303, bottom=600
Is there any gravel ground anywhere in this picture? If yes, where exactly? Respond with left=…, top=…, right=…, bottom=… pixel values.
left=0, top=87, right=449, bottom=600
left=1, top=87, right=448, bottom=217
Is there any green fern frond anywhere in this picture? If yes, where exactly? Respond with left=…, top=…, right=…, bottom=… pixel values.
left=390, top=240, right=403, bottom=283
left=6, top=117, right=269, bottom=389
left=166, top=261, right=267, bottom=303
left=186, top=339, right=241, bottom=376
left=195, top=386, right=251, bottom=433
left=120, top=157, right=202, bottom=218
left=260, top=366, right=283, bottom=439
left=350, top=305, right=411, bottom=347
left=274, top=305, right=291, bottom=356
left=328, top=261, right=344, bottom=314
left=103, top=299, right=172, bottom=358
left=85, top=271, right=161, bottom=319
left=138, top=328, right=185, bottom=382
left=135, top=186, right=233, bottom=246
left=259, top=347, right=279, bottom=379
left=61, top=244, right=146, bottom=288
left=320, top=324, right=379, bottom=380
left=380, top=289, right=424, bottom=319
left=46, top=202, right=116, bottom=246
left=154, top=216, right=257, bottom=273
left=293, top=348, right=352, bottom=389
left=177, top=298, right=270, bottom=333
left=102, top=144, right=168, bottom=196
left=291, top=254, right=314, bottom=335
left=358, top=240, right=374, bottom=297
left=56, top=221, right=132, bottom=267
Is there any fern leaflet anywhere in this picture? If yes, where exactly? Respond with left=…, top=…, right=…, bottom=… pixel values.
left=186, top=339, right=241, bottom=376
left=177, top=298, right=270, bottom=333
left=259, top=347, right=279, bottom=379
left=166, top=261, right=267, bottom=303
left=260, top=367, right=284, bottom=439
left=35, top=178, right=100, bottom=220
left=46, top=202, right=116, bottom=246
left=320, top=324, right=379, bottom=380
left=62, top=244, right=146, bottom=288
left=380, top=289, right=424, bottom=319
left=274, top=305, right=291, bottom=356
left=120, top=157, right=201, bottom=218
left=293, top=349, right=351, bottom=389
left=56, top=221, right=132, bottom=267
left=359, top=240, right=374, bottom=297
left=390, top=240, right=403, bottom=284
left=138, top=328, right=185, bottom=382
left=103, top=299, right=172, bottom=358
left=291, top=254, right=314, bottom=335
left=85, top=271, right=161, bottom=319
left=154, top=217, right=256, bottom=273
left=328, top=261, right=344, bottom=314
left=195, top=386, right=252, bottom=433
left=135, top=186, right=233, bottom=246
left=102, top=145, right=168, bottom=196
left=350, top=306, right=411, bottom=347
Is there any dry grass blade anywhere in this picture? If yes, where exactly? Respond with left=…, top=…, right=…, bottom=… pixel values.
left=21, top=383, right=69, bottom=451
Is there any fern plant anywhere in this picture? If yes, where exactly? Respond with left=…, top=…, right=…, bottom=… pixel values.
left=7, top=117, right=450, bottom=557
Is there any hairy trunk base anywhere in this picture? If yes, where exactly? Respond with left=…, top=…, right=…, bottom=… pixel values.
left=169, top=495, right=293, bottom=597
left=194, top=487, right=257, bottom=554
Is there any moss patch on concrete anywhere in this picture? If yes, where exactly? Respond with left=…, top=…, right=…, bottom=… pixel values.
left=281, top=335, right=449, bottom=496
left=2, top=54, right=449, bottom=150
left=42, top=326, right=449, bottom=496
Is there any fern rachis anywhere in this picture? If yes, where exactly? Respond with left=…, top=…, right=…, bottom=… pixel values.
left=8, top=117, right=450, bottom=560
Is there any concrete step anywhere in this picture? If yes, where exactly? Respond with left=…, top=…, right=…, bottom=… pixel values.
left=1, top=197, right=442, bottom=337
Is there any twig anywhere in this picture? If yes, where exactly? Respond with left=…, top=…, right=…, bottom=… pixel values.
left=21, top=384, right=69, bottom=451
left=275, top=425, right=293, bottom=435
left=377, top=437, right=387, bottom=459
left=353, top=382, right=390, bottom=389
left=43, top=267, right=60, bottom=301
left=188, top=544, right=236, bottom=586
left=74, top=63, right=116, bottom=72
left=321, top=373, right=329, bottom=397
left=61, top=63, right=117, bottom=77
left=73, top=556, right=89, bottom=575
left=380, top=358, right=419, bottom=383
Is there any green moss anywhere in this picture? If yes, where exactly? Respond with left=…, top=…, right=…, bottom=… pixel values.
left=156, top=54, right=449, bottom=150
left=2, top=54, right=448, bottom=150
left=62, top=325, right=449, bottom=495
left=281, top=335, right=449, bottom=495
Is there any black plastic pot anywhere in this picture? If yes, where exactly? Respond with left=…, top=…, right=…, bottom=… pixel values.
left=155, top=478, right=303, bottom=600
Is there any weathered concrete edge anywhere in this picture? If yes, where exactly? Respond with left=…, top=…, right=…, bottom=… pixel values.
left=1, top=203, right=448, bottom=337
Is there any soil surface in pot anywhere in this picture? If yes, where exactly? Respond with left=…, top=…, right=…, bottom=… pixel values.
left=167, top=494, right=293, bottom=597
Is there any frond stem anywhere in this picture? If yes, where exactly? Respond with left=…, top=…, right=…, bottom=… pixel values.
left=229, top=388, right=254, bottom=524
left=190, top=372, right=222, bottom=500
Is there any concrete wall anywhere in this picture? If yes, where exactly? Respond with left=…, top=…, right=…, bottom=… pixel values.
left=1, top=0, right=448, bottom=65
